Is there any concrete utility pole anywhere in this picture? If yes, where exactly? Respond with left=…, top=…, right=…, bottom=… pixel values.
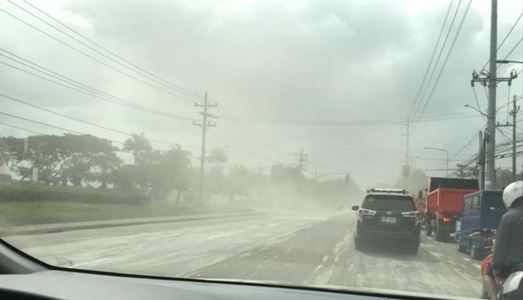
left=486, top=0, right=498, bottom=189
left=194, top=92, right=217, bottom=203
left=295, top=148, right=308, bottom=173
left=509, top=95, right=520, bottom=181
left=470, top=0, right=518, bottom=188
left=478, top=130, right=486, bottom=190
left=405, top=118, right=410, bottom=164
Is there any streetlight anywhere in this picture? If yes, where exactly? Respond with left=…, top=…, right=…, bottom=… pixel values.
left=496, top=60, right=523, bottom=64
left=464, top=104, right=487, bottom=117
left=424, top=147, right=449, bottom=177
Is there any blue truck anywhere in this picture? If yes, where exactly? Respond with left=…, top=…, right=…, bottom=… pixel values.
left=455, top=190, right=507, bottom=260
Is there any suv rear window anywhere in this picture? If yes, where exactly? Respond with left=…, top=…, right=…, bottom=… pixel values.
left=362, top=195, right=416, bottom=212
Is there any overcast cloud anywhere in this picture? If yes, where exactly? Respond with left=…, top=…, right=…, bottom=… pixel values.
left=0, top=0, right=522, bottom=188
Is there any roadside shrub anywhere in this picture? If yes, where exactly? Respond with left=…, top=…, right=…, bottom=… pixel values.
left=0, top=183, right=150, bottom=205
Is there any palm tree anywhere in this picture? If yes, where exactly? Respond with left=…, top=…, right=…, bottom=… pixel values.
left=123, top=133, right=152, bottom=165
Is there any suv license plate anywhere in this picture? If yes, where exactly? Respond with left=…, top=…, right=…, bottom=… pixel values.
left=381, top=216, right=397, bottom=224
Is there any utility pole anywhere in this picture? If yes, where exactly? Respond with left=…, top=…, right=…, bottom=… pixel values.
left=478, top=130, right=486, bottom=190
left=405, top=117, right=410, bottom=163
left=403, top=118, right=411, bottom=190
left=194, top=92, right=217, bottom=203
left=486, top=0, right=498, bottom=189
left=509, top=95, right=520, bottom=181
left=470, top=0, right=517, bottom=188
left=295, top=148, right=308, bottom=174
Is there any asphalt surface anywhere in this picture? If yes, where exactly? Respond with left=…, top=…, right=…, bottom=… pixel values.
left=3, top=211, right=483, bottom=299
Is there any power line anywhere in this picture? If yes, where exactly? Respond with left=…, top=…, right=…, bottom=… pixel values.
left=411, top=0, right=472, bottom=133
left=408, top=0, right=454, bottom=118
left=60, top=1, right=203, bottom=104
left=0, top=50, right=196, bottom=121
left=0, top=93, right=198, bottom=148
left=472, top=87, right=487, bottom=121
left=0, top=8, right=198, bottom=102
left=0, top=121, right=45, bottom=135
left=14, top=0, right=203, bottom=102
left=214, top=105, right=292, bottom=156
left=480, top=12, right=523, bottom=71
left=411, top=0, right=463, bottom=122
left=219, top=111, right=481, bottom=126
left=496, top=35, right=523, bottom=71
left=209, top=123, right=282, bottom=164
left=0, top=111, right=85, bottom=136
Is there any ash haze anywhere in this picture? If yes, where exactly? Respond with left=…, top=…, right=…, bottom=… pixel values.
left=0, top=0, right=522, bottom=189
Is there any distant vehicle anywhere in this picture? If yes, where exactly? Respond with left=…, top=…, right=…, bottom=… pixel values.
left=424, top=177, right=479, bottom=242
left=351, top=188, right=421, bottom=254
left=455, top=190, right=506, bottom=260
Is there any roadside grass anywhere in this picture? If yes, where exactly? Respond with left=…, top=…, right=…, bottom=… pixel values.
left=0, top=201, right=251, bottom=227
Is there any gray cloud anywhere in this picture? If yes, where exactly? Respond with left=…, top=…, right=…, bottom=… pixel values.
left=1, top=0, right=521, bottom=188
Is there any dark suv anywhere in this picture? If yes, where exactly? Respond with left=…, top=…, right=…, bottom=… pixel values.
left=351, top=188, right=421, bottom=254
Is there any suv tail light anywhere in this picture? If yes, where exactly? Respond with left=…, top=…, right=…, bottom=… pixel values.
left=401, top=211, right=418, bottom=218
left=443, top=217, right=450, bottom=222
left=358, top=209, right=377, bottom=216
left=402, top=211, right=420, bottom=224
left=357, top=208, right=376, bottom=221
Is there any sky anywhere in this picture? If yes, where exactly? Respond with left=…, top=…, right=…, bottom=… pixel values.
left=0, top=0, right=522, bottom=189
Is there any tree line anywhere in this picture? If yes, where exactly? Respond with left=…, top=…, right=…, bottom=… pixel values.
left=0, top=133, right=362, bottom=206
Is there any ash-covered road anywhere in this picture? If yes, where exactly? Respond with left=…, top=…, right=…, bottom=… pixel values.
left=4, top=211, right=482, bottom=299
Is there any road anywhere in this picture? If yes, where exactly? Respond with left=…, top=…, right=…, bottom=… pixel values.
left=4, top=211, right=483, bottom=299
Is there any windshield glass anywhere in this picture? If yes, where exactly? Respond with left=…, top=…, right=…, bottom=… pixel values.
left=1, top=1, right=522, bottom=299
left=487, top=197, right=507, bottom=212
left=363, top=196, right=416, bottom=211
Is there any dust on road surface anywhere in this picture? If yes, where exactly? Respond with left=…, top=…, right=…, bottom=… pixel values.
left=4, top=211, right=483, bottom=299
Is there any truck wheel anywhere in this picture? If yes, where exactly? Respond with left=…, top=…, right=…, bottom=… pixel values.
left=457, top=242, right=467, bottom=253
left=470, top=244, right=484, bottom=260
left=426, top=216, right=432, bottom=236
left=435, top=220, right=443, bottom=242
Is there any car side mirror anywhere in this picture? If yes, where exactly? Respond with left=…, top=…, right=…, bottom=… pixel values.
left=351, top=205, right=359, bottom=211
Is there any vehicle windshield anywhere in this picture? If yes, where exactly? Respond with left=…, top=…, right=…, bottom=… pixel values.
left=0, top=1, right=522, bottom=299
left=487, top=197, right=507, bottom=211
left=363, top=196, right=416, bottom=211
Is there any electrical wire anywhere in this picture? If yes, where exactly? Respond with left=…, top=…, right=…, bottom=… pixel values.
left=0, top=8, right=198, bottom=102
left=472, top=87, right=487, bottom=122
left=496, top=35, right=523, bottom=71
left=411, top=0, right=463, bottom=123
left=408, top=0, right=454, bottom=118
left=0, top=51, right=197, bottom=121
left=0, top=93, right=199, bottom=148
left=0, top=121, right=45, bottom=135
left=480, top=12, right=523, bottom=71
left=13, top=0, right=203, bottom=102
left=411, top=0, right=472, bottom=134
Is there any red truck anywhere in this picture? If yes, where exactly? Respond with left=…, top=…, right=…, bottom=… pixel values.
left=423, top=177, right=479, bottom=242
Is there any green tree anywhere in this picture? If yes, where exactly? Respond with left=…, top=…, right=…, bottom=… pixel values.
left=60, top=134, right=119, bottom=187
left=146, top=147, right=192, bottom=200
left=89, top=152, right=123, bottom=189
left=224, top=165, right=252, bottom=201
left=206, top=148, right=228, bottom=165
left=270, top=164, right=303, bottom=184
left=123, top=133, right=152, bottom=165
